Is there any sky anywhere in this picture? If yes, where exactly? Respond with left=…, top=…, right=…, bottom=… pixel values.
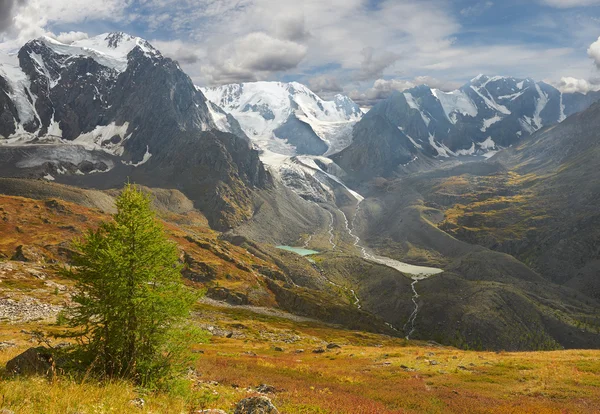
left=1, top=0, right=600, bottom=105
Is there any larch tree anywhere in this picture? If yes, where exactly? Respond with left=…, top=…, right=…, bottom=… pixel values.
left=64, top=184, right=200, bottom=386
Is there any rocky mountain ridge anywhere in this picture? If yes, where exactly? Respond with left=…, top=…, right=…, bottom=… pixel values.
left=334, top=75, right=600, bottom=179
left=0, top=32, right=270, bottom=229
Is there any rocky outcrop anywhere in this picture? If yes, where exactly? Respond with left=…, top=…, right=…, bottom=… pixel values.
left=234, top=396, right=279, bottom=414
left=0, top=296, right=62, bottom=323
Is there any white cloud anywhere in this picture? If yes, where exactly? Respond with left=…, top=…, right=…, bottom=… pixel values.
left=356, top=47, right=400, bottom=81
left=6, top=0, right=132, bottom=43
left=0, top=0, right=25, bottom=34
left=308, top=74, right=343, bottom=96
left=1, top=0, right=598, bottom=99
left=588, top=36, right=600, bottom=69
left=152, top=39, right=204, bottom=64
left=539, top=0, right=600, bottom=7
left=202, top=32, right=307, bottom=84
left=51, top=31, right=88, bottom=44
left=552, top=76, right=599, bottom=93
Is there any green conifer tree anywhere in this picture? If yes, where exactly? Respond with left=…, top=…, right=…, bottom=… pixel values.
left=65, top=184, right=199, bottom=385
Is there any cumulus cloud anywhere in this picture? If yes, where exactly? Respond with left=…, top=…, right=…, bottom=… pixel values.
left=588, top=36, right=600, bottom=69
left=152, top=39, right=202, bottom=65
left=275, top=14, right=311, bottom=42
left=308, top=75, right=343, bottom=98
left=1, top=0, right=596, bottom=99
left=203, top=32, right=307, bottom=85
left=51, top=31, right=88, bottom=44
left=356, top=47, right=400, bottom=81
left=553, top=77, right=597, bottom=93
left=539, top=0, right=600, bottom=7
left=0, top=0, right=132, bottom=44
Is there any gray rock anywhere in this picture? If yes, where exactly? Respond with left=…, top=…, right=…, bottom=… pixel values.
left=326, top=343, right=341, bottom=349
left=256, top=384, right=276, bottom=394
left=129, top=398, right=145, bottom=409
left=312, top=348, right=325, bottom=354
left=0, top=341, right=16, bottom=351
left=5, top=347, right=54, bottom=376
left=234, top=396, right=279, bottom=414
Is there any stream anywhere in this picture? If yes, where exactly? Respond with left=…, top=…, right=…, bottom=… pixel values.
left=342, top=201, right=443, bottom=339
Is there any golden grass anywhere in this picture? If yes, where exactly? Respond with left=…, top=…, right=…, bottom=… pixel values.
left=1, top=304, right=599, bottom=414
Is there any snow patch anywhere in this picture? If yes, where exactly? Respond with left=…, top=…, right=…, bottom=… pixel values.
left=404, top=92, right=430, bottom=126
left=480, top=115, right=502, bottom=132
left=399, top=127, right=423, bottom=149
left=478, top=136, right=496, bottom=150
left=122, top=145, right=152, bottom=167
left=73, top=122, right=130, bottom=155
left=455, top=142, right=476, bottom=156
left=533, top=84, right=548, bottom=129
left=0, top=54, right=39, bottom=130
left=470, top=85, right=511, bottom=115
left=206, top=102, right=232, bottom=133
left=432, top=89, right=478, bottom=124
left=428, top=135, right=455, bottom=158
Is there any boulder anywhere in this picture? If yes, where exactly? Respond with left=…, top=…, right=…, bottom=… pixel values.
left=197, top=410, right=227, bottom=414
left=326, top=343, right=341, bottom=349
left=234, top=396, right=279, bottom=414
left=11, top=245, right=46, bottom=263
left=5, top=347, right=54, bottom=376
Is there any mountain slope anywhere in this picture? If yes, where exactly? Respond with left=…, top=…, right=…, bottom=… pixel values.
left=201, top=81, right=362, bottom=156
left=391, top=101, right=600, bottom=299
left=0, top=32, right=270, bottom=229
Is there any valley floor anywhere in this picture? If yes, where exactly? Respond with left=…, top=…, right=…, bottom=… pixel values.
left=1, top=301, right=599, bottom=414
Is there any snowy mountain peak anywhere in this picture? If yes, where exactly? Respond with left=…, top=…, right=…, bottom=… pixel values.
left=201, top=81, right=362, bottom=157
left=29, top=32, right=161, bottom=73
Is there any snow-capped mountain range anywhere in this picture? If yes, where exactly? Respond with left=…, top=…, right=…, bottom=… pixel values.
left=2, top=31, right=600, bottom=216
left=0, top=32, right=244, bottom=162
left=0, top=32, right=269, bottom=229
left=333, top=75, right=600, bottom=178
left=389, top=75, right=600, bottom=157
left=201, top=81, right=362, bottom=157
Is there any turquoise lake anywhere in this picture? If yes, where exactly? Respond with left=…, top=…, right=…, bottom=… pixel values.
left=276, top=246, right=319, bottom=256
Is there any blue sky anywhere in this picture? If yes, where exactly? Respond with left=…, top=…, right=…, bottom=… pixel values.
left=2, top=0, right=600, bottom=104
